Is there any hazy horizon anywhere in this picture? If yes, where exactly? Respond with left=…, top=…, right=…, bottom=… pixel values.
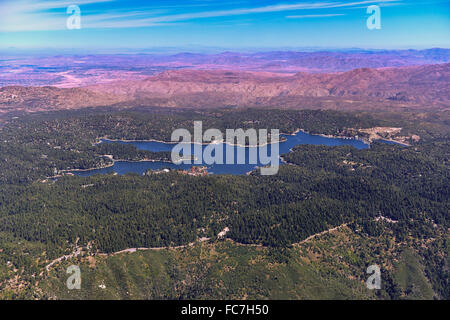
left=1, top=46, right=449, bottom=56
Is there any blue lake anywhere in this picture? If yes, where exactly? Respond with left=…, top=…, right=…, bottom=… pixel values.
left=72, top=131, right=370, bottom=176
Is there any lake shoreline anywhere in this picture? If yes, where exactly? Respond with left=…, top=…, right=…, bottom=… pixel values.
left=54, top=157, right=174, bottom=176
left=96, top=127, right=380, bottom=148
left=96, top=135, right=288, bottom=148
left=63, top=128, right=406, bottom=177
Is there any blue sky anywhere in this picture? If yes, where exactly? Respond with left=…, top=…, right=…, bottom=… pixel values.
left=0, top=0, right=448, bottom=50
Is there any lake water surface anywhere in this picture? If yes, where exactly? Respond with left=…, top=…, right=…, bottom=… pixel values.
left=72, top=131, right=369, bottom=176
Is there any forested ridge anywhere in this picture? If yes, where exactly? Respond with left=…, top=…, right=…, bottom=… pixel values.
left=0, top=108, right=448, bottom=299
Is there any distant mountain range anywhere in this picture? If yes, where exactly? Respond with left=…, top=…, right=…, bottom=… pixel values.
left=1, top=62, right=448, bottom=115
left=0, top=49, right=449, bottom=88
left=150, top=48, right=450, bottom=73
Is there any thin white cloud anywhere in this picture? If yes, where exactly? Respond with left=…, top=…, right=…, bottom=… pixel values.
left=0, top=0, right=403, bottom=31
left=90, top=0, right=401, bottom=27
left=0, top=0, right=116, bottom=31
left=139, top=1, right=400, bottom=23
left=0, top=0, right=114, bottom=13
left=286, top=14, right=346, bottom=18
